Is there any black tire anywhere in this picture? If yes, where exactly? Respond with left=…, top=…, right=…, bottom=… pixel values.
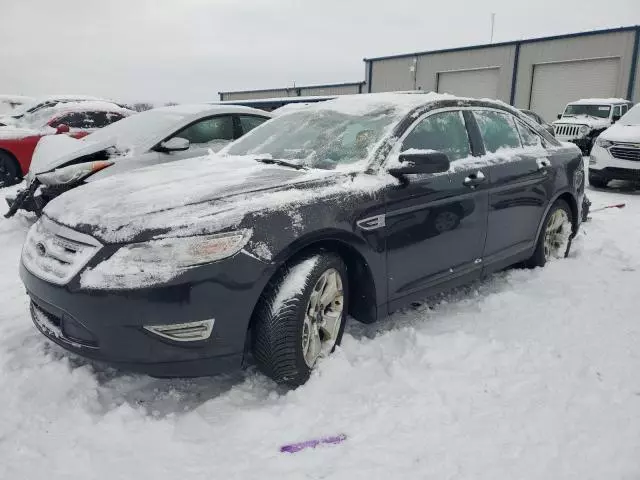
left=589, top=173, right=608, bottom=189
left=252, top=252, right=348, bottom=387
left=526, top=199, right=573, bottom=268
left=0, top=150, right=21, bottom=188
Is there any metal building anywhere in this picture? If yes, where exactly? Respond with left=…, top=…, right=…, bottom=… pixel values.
left=364, top=25, right=640, bottom=121
left=219, top=82, right=364, bottom=102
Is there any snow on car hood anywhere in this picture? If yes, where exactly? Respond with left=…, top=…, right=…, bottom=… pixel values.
left=552, top=116, right=611, bottom=129
left=43, top=153, right=391, bottom=243
left=599, top=123, right=640, bottom=143
left=29, top=135, right=116, bottom=174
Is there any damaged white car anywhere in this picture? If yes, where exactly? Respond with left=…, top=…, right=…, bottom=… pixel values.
left=5, top=104, right=271, bottom=217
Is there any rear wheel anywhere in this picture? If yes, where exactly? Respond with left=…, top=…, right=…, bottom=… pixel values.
left=252, top=252, right=348, bottom=387
left=0, top=151, right=20, bottom=188
left=526, top=199, right=573, bottom=268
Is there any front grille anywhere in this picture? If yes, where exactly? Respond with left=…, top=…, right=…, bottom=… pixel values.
left=22, top=217, right=101, bottom=285
left=554, top=124, right=582, bottom=137
left=610, top=146, right=640, bottom=162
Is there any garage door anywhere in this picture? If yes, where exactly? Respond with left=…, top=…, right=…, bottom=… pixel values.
left=529, top=57, right=620, bottom=122
left=437, top=68, right=499, bottom=99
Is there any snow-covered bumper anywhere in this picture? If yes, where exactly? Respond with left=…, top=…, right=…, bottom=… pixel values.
left=20, top=246, right=272, bottom=378
left=589, top=143, right=640, bottom=182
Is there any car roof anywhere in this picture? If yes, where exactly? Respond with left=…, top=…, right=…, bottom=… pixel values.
left=569, top=98, right=631, bottom=105
left=152, top=103, right=273, bottom=118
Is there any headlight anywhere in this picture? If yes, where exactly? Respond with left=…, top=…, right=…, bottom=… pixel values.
left=37, top=161, right=113, bottom=186
left=80, top=229, right=252, bottom=289
left=596, top=138, right=613, bottom=149
left=579, top=125, right=589, bottom=136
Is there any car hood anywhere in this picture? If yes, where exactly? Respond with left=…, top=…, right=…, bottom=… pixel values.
left=553, top=116, right=611, bottom=129
left=43, top=154, right=374, bottom=243
left=30, top=135, right=116, bottom=174
left=599, top=123, right=640, bottom=143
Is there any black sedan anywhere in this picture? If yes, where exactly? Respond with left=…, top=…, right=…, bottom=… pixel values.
left=20, top=93, right=585, bottom=387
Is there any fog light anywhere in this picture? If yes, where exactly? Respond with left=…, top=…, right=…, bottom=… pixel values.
left=144, top=319, right=214, bottom=342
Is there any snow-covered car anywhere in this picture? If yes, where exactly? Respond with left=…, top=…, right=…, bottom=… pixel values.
left=553, top=98, right=633, bottom=154
left=4, top=104, right=272, bottom=217
left=0, top=95, right=116, bottom=127
left=0, top=101, right=132, bottom=188
left=0, top=95, right=35, bottom=115
left=520, top=109, right=555, bottom=137
left=19, top=92, right=584, bottom=387
left=588, top=103, right=640, bottom=188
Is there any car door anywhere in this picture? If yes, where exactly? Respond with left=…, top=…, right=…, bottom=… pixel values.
left=470, top=109, right=553, bottom=267
left=383, top=109, right=489, bottom=307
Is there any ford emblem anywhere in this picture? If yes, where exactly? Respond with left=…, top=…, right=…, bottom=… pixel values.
left=35, top=242, right=46, bottom=257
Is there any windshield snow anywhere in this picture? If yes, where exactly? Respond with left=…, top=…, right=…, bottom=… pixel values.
left=563, top=104, right=611, bottom=119
left=619, top=104, right=640, bottom=126
left=81, top=109, right=186, bottom=149
left=225, top=108, right=399, bottom=169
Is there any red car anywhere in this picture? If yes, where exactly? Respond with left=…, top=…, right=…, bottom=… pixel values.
left=0, top=101, right=133, bottom=187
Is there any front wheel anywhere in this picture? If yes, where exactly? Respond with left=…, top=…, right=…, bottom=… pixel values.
left=252, top=252, right=348, bottom=387
left=526, top=199, right=573, bottom=268
left=0, top=151, right=20, bottom=188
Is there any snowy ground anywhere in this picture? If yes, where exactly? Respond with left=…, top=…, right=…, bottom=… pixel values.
left=1, top=184, right=640, bottom=479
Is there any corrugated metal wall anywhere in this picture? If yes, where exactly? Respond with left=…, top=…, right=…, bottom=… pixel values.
left=220, top=89, right=293, bottom=101
left=302, top=84, right=361, bottom=96
left=513, top=30, right=637, bottom=109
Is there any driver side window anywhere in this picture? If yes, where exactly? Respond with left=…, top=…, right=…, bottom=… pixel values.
left=401, top=110, right=471, bottom=161
left=173, top=116, right=234, bottom=145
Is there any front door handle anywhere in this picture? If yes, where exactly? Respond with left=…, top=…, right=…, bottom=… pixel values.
left=463, top=170, right=486, bottom=188
left=537, top=158, right=552, bottom=170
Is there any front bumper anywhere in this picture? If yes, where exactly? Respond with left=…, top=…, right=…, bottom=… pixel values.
left=21, top=250, right=272, bottom=377
left=590, top=144, right=640, bottom=182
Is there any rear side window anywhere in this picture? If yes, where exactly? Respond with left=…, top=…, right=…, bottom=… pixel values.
left=516, top=120, right=544, bottom=148
left=401, top=110, right=471, bottom=162
left=50, top=112, right=98, bottom=129
left=174, top=116, right=234, bottom=144
left=474, top=110, right=521, bottom=153
left=239, top=115, right=268, bottom=134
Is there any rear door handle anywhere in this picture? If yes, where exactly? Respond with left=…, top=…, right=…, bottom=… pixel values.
left=463, top=170, right=486, bottom=188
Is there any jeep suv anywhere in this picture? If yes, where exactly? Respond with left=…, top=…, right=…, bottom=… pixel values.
left=553, top=99, right=633, bottom=154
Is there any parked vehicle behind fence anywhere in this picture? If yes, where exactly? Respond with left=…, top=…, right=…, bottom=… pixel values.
left=5, top=104, right=272, bottom=217
left=20, top=92, right=584, bottom=387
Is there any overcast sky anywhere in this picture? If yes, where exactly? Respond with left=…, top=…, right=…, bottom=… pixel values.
left=1, top=0, right=639, bottom=104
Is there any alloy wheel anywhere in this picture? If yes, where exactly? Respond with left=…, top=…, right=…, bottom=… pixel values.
left=301, top=268, right=344, bottom=367
left=544, top=209, right=570, bottom=260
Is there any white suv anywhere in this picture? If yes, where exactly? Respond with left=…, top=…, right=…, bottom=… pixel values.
left=553, top=99, right=633, bottom=154
left=589, top=104, right=640, bottom=188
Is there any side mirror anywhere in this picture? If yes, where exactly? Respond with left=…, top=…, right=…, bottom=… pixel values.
left=388, top=150, right=450, bottom=177
left=557, top=113, right=562, bottom=120
left=612, top=114, right=621, bottom=122
left=156, top=137, right=190, bottom=152
left=55, top=124, right=70, bottom=134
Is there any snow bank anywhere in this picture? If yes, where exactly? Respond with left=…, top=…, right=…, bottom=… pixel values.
left=2, top=188, right=640, bottom=479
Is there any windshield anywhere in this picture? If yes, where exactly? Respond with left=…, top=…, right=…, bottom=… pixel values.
left=81, top=109, right=186, bottom=149
left=225, top=108, right=399, bottom=169
left=620, top=104, right=640, bottom=126
left=563, top=104, right=611, bottom=118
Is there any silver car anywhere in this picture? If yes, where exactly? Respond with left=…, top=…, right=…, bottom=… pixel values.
left=5, top=104, right=272, bottom=216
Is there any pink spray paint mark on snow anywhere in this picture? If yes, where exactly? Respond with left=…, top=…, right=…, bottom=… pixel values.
left=280, top=434, right=347, bottom=453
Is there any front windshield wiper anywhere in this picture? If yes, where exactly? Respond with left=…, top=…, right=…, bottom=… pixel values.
left=255, top=158, right=307, bottom=170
